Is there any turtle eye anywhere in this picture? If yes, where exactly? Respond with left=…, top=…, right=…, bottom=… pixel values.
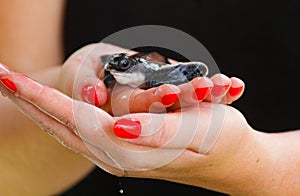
left=118, top=58, right=133, bottom=71
left=107, top=55, right=121, bottom=68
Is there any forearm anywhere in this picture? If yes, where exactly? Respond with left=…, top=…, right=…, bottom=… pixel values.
left=244, top=129, right=300, bottom=195
left=211, top=129, right=299, bottom=195
left=184, top=128, right=300, bottom=195
left=0, top=0, right=66, bottom=73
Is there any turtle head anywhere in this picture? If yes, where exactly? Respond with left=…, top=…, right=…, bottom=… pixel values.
left=104, top=53, right=145, bottom=87
left=105, top=53, right=137, bottom=72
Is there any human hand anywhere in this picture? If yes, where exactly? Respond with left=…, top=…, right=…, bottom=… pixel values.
left=0, top=64, right=253, bottom=194
left=59, top=43, right=245, bottom=115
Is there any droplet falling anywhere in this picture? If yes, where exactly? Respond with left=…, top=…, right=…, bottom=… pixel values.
left=118, top=180, right=124, bottom=194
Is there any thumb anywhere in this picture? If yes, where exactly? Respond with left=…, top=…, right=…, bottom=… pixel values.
left=112, top=103, right=227, bottom=154
left=60, top=44, right=108, bottom=106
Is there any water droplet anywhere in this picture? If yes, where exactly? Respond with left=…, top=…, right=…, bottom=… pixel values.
left=120, top=94, right=128, bottom=100
left=117, top=179, right=125, bottom=194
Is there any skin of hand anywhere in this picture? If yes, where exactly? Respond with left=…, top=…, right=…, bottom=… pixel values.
left=5, top=62, right=300, bottom=195
left=59, top=43, right=245, bottom=116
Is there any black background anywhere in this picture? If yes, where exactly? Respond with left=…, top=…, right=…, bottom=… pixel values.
left=62, top=0, right=300, bottom=195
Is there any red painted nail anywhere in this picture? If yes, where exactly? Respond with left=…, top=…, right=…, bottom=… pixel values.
left=211, top=84, right=230, bottom=97
left=82, top=85, right=100, bottom=106
left=113, top=118, right=141, bottom=139
left=195, top=87, right=210, bottom=101
left=161, top=93, right=178, bottom=105
left=228, top=86, right=243, bottom=96
left=0, top=78, right=17, bottom=93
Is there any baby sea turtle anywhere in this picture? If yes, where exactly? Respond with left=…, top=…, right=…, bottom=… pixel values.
left=101, top=52, right=208, bottom=89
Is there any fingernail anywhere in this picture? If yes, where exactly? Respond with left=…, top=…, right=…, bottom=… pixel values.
left=211, top=84, right=230, bottom=97
left=228, top=86, right=243, bottom=96
left=194, top=87, right=210, bottom=101
left=161, top=93, right=178, bottom=105
left=0, top=78, right=17, bottom=93
left=113, top=118, right=141, bottom=139
left=82, top=85, right=101, bottom=106
left=0, top=63, right=10, bottom=74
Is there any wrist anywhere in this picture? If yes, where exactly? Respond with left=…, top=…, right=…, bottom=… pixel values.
left=189, top=106, right=258, bottom=194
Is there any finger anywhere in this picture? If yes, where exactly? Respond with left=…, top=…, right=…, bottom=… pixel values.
left=0, top=77, right=96, bottom=159
left=60, top=44, right=107, bottom=106
left=0, top=70, right=114, bottom=136
left=9, top=92, right=90, bottom=154
left=167, top=77, right=213, bottom=110
left=220, top=77, right=245, bottom=104
left=3, top=72, right=79, bottom=128
left=1, top=67, right=120, bottom=144
left=113, top=103, right=224, bottom=154
left=205, top=73, right=231, bottom=103
left=0, top=64, right=124, bottom=151
left=129, top=84, right=180, bottom=113
left=107, top=83, right=180, bottom=115
left=60, top=43, right=136, bottom=107
left=11, top=95, right=124, bottom=174
left=0, top=69, right=126, bottom=172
